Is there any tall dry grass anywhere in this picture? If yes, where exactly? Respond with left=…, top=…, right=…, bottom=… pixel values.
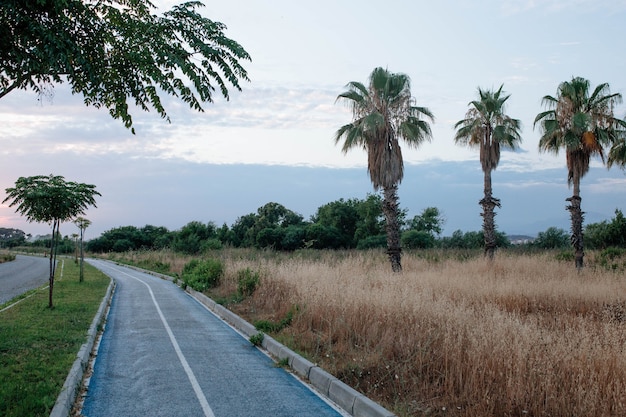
left=111, top=249, right=626, bottom=416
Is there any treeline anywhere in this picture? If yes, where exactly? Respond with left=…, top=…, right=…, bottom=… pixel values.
left=87, top=196, right=477, bottom=253
left=82, top=197, right=625, bottom=254
left=5, top=199, right=625, bottom=255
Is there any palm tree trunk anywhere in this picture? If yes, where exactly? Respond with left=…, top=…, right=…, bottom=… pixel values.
left=382, top=185, right=402, bottom=272
left=480, top=168, right=501, bottom=260
left=567, top=177, right=584, bottom=270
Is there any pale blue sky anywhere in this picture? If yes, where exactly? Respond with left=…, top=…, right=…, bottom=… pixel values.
left=2, top=0, right=626, bottom=239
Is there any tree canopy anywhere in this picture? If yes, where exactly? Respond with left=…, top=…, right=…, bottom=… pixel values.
left=0, top=0, right=250, bottom=132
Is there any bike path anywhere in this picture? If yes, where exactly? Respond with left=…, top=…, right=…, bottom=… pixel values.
left=80, top=260, right=347, bottom=417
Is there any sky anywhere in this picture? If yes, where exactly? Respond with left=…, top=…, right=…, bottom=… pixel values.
left=2, top=0, right=626, bottom=240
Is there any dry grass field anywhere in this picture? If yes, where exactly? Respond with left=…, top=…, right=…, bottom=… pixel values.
left=112, top=249, right=626, bottom=416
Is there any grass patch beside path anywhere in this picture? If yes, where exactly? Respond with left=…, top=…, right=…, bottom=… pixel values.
left=0, top=260, right=110, bottom=417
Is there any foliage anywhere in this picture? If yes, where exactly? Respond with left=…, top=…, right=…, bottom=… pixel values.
left=172, top=221, right=218, bottom=254
left=356, top=234, right=387, bottom=249
left=585, top=209, right=626, bottom=249
left=236, top=268, right=260, bottom=298
left=304, top=224, right=343, bottom=250
left=335, top=67, right=434, bottom=272
left=0, top=228, right=26, bottom=248
left=405, top=206, right=445, bottom=237
left=533, top=227, right=570, bottom=249
left=181, top=258, right=223, bottom=291
left=0, top=0, right=250, bottom=132
left=596, top=247, right=626, bottom=271
left=401, top=230, right=435, bottom=249
left=87, top=224, right=171, bottom=252
left=254, top=305, right=297, bottom=333
left=440, top=229, right=510, bottom=250
left=249, top=332, right=264, bottom=347
left=3, top=174, right=100, bottom=307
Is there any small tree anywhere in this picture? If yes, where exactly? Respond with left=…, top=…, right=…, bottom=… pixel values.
left=71, top=233, right=79, bottom=263
left=73, top=216, right=91, bottom=282
left=3, top=175, right=100, bottom=307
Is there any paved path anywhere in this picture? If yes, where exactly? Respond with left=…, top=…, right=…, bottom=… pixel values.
left=81, top=260, right=347, bottom=417
left=0, top=254, right=49, bottom=304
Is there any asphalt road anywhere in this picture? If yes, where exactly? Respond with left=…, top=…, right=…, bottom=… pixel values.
left=81, top=260, right=347, bottom=417
left=0, top=254, right=49, bottom=304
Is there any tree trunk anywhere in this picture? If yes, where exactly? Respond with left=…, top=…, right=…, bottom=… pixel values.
left=480, top=168, right=501, bottom=260
left=48, top=220, right=59, bottom=308
left=567, top=177, right=584, bottom=270
left=382, top=185, right=402, bottom=272
left=79, top=228, right=85, bottom=282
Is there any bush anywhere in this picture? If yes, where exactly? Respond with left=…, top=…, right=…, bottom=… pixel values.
left=597, top=247, right=626, bottom=271
left=402, top=230, right=435, bottom=249
left=356, top=234, right=386, bottom=249
left=237, top=268, right=260, bottom=298
left=201, top=238, right=223, bottom=251
left=534, top=227, right=569, bottom=249
left=181, top=258, right=224, bottom=291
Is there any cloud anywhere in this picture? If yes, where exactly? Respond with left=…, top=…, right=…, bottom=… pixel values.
left=586, top=177, right=626, bottom=194
left=500, top=0, right=626, bottom=15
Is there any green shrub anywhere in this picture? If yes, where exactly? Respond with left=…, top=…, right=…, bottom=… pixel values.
left=237, top=268, right=260, bottom=298
left=254, top=305, right=298, bottom=333
left=597, top=247, right=626, bottom=271
left=201, top=238, right=223, bottom=251
left=554, top=250, right=574, bottom=262
left=181, top=258, right=224, bottom=291
left=356, top=235, right=386, bottom=249
left=249, top=332, right=264, bottom=346
left=402, top=230, right=435, bottom=249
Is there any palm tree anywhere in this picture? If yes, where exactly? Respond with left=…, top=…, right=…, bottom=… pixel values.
left=534, top=76, right=626, bottom=269
left=454, top=85, right=522, bottom=260
left=335, top=67, right=434, bottom=272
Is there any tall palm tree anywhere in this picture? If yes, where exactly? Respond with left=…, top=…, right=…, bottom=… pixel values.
left=454, top=85, right=522, bottom=260
left=534, top=76, right=626, bottom=269
left=335, top=67, right=434, bottom=272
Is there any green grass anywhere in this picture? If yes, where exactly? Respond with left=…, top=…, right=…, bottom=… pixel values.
left=0, top=259, right=110, bottom=417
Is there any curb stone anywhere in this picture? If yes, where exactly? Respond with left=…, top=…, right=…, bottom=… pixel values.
left=186, top=288, right=396, bottom=417
left=49, top=279, right=115, bottom=417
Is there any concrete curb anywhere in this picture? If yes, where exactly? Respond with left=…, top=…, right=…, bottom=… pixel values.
left=49, top=279, right=115, bottom=417
left=186, top=288, right=396, bottom=417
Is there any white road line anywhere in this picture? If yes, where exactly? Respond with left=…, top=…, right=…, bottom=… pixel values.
left=98, top=262, right=216, bottom=417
